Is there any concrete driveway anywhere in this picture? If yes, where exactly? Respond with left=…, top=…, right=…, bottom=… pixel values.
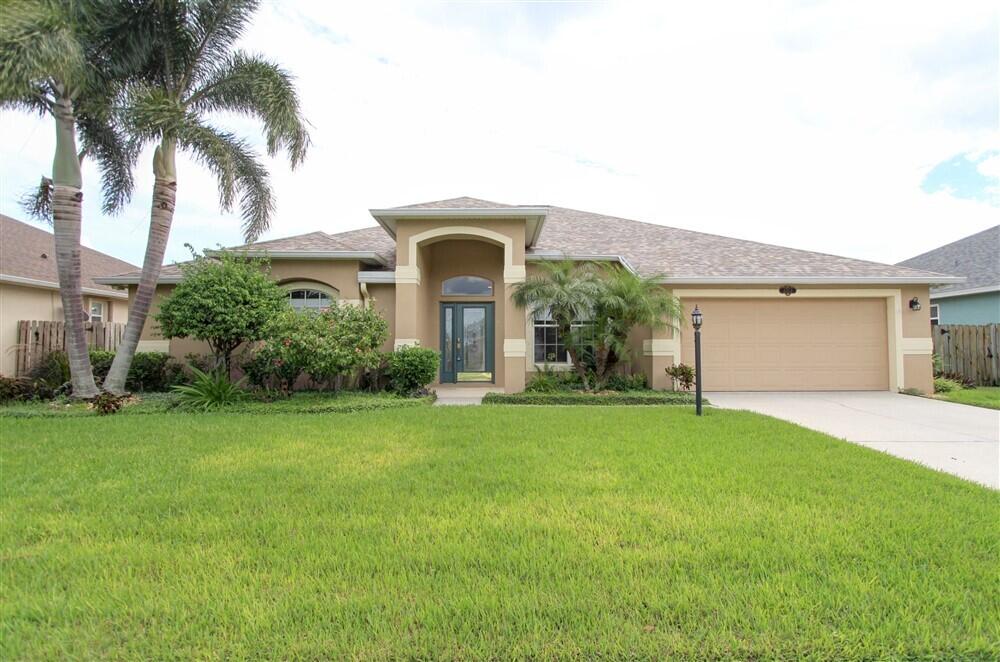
left=708, top=391, right=1000, bottom=489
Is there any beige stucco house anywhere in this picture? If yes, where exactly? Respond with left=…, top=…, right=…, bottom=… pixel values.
left=0, top=214, right=136, bottom=376
left=95, top=197, right=962, bottom=394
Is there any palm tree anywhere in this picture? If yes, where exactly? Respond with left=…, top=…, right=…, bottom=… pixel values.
left=587, top=267, right=682, bottom=390
left=102, top=0, right=310, bottom=394
left=512, top=261, right=602, bottom=389
left=1, top=0, right=138, bottom=398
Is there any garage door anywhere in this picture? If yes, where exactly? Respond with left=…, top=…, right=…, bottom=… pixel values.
left=679, top=298, right=889, bottom=391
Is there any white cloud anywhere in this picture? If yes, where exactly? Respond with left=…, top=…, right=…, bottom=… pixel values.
left=1, top=0, right=996, bottom=267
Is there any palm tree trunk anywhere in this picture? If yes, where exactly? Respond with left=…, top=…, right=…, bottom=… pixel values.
left=104, top=140, right=177, bottom=394
left=51, top=95, right=99, bottom=398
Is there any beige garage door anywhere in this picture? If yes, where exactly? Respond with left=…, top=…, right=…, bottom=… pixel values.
left=679, top=298, right=889, bottom=391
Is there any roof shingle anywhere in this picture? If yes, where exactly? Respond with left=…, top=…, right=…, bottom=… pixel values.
left=1, top=214, right=137, bottom=293
left=897, top=225, right=999, bottom=294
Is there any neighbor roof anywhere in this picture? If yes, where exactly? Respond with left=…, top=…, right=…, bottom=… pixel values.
left=897, top=225, right=999, bottom=296
left=1, top=214, right=137, bottom=297
left=97, top=197, right=962, bottom=285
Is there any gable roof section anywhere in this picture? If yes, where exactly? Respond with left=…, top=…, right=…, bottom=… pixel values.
left=96, top=198, right=962, bottom=285
left=0, top=214, right=137, bottom=297
left=897, top=225, right=999, bottom=296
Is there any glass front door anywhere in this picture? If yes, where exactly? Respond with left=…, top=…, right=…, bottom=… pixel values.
left=440, top=303, right=494, bottom=383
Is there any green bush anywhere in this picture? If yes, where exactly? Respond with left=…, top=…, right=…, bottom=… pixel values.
left=605, top=372, right=648, bottom=391
left=525, top=370, right=582, bottom=393
left=29, top=350, right=70, bottom=389
left=0, top=376, right=42, bottom=403
left=484, top=391, right=700, bottom=406
left=89, top=350, right=116, bottom=380
left=387, top=346, right=439, bottom=396
left=171, top=368, right=248, bottom=411
left=933, top=377, right=964, bottom=394
left=665, top=363, right=696, bottom=391
left=85, top=350, right=184, bottom=392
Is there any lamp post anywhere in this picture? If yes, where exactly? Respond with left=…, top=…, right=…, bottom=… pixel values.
left=691, top=305, right=703, bottom=416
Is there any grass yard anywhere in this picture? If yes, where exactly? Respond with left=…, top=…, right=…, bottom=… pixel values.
left=935, top=386, right=1000, bottom=410
left=2, top=406, right=998, bottom=659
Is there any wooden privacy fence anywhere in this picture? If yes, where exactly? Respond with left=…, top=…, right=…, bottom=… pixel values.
left=14, top=320, right=126, bottom=377
left=933, top=324, right=999, bottom=386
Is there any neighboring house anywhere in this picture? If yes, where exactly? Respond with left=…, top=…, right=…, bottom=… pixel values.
left=0, top=214, right=137, bottom=376
left=897, top=225, right=1000, bottom=325
left=96, top=197, right=962, bottom=394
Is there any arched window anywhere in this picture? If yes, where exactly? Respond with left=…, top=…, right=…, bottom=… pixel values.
left=442, top=275, right=493, bottom=296
left=282, top=281, right=338, bottom=312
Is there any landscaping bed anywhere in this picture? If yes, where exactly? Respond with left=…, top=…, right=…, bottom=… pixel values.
left=0, top=391, right=433, bottom=418
left=483, top=390, right=700, bottom=405
left=2, top=407, right=997, bottom=658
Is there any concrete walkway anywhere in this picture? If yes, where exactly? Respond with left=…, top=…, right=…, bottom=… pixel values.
left=434, top=385, right=503, bottom=406
left=708, top=391, right=1000, bottom=489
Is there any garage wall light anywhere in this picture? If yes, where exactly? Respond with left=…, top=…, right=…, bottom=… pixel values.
left=909, top=297, right=921, bottom=311
left=779, top=285, right=797, bottom=296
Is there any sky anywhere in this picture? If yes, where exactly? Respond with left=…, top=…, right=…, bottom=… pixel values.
left=1, top=0, right=997, bottom=271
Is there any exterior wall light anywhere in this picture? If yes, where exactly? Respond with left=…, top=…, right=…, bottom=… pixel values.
left=779, top=285, right=797, bottom=296
left=909, top=297, right=921, bottom=311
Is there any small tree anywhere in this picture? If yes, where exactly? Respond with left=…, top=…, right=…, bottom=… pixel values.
left=156, top=252, right=286, bottom=372
left=512, top=261, right=602, bottom=389
left=587, top=268, right=682, bottom=390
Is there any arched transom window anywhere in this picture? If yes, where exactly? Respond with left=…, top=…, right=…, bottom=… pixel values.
left=282, top=281, right=338, bottom=312
left=442, top=275, right=493, bottom=296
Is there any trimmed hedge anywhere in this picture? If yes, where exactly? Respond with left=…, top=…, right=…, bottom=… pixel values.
left=482, top=391, right=702, bottom=406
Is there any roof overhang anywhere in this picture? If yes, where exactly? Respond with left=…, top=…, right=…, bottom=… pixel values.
left=656, top=276, right=968, bottom=286
left=207, top=249, right=387, bottom=267
left=929, top=284, right=999, bottom=299
left=369, top=207, right=549, bottom=247
left=93, top=274, right=182, bottom=286
left=2, top=273, right=129, bottom=299
left=358, top=270, right=396, bottom=284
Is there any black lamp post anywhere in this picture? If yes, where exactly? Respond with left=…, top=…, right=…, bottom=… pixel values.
left=691, top=305, right=703, bottom=416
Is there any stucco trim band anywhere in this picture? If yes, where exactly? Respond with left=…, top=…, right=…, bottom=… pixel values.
left=503, top=339, right=526, bottom=358
left=643, top=338, right=680, bottom=357
left=901, top=337, right=933, bottom=354
left=137, top=340, right=171, bottom=352
left=393, top=338, right=421, bottom=350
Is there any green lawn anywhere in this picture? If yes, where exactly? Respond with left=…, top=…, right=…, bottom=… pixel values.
left=2, top=407, right=998, bottom=659
left=936, top=386, right=1000, bottom=410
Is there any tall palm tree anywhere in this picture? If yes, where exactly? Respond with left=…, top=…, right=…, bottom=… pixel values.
left=1, top=0, right=138, bottom=398
left=512, top=261, right=602, bottom=389
left=102, top=0, right=310, bottom=394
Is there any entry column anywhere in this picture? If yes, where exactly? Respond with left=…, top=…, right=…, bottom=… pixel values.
left=502, top=268, right=527, bottom=393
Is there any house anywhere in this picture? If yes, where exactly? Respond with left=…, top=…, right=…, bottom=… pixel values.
left=897, top=225, right=1000, bottom=325
left=0, top=214, right=137, bottom=376
left=95, top=197, right=962, bottom=394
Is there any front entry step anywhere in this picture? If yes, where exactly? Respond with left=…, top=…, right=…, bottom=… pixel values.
left=434, top=386, right=504, bottom=406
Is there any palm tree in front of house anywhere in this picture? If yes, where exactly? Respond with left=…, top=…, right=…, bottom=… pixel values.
left=102, top=0, right=310, bottom=394
left=512, top=261, right=603, bottom=390
left=0, top=0, right=140, bottom=397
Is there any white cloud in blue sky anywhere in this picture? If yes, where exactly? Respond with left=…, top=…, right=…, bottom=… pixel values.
left=0, top=0, right=997, bottom=269
left=922, top=151, right=1000, bottom=205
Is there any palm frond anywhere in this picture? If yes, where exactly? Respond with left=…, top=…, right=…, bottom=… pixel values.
left=189, top=50, right=310, bottom=166
left=182, top=0, right=259, bottom=86
left=179, top=120, right=273, bottom=241
left=75, top=106, right=138, bottom=214
left=0, top=0, right=83, bottom=103
left=19, top=176, right=53, bottom=222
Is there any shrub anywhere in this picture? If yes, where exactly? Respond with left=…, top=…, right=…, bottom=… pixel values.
left=933, top=377, right=963, bottom=394
left=0, top=376, right=41, bottom=403
left=665, top=363, right=696, bottom=391
left=89, top=350, right=116, bottom=381
left=90, top=392, right=128, bottom=415
left=484, top=391, right=699, bottom=406
left=899, top=387, right=924, bottom=396
left=156, top=252, right=288, bottom=371
left=29, top=350, right=70, bottom=390
left=171, top=368, right=248, bottom=410
left=605, top=372, right=648, bottom=391
left=525, top=370, right=582, bottom=393
left=387, top=346, right=439, bottom=396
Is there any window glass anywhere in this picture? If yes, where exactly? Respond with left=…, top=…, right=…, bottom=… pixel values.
left=89, top=301, right=104, bottom=322
left=929, top=304, right=939, bottom=326
left=288, top=289, right=332, bottom=312
left=442, top=276, right=493, bottom=296
left=532, top=309, right=594, bottom=364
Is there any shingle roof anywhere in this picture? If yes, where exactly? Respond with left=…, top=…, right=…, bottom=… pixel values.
left=897, top=225, right=999, bottom=294
left=0, top=214, right=137, bottom=294
left=98, top=197, right=960, bottom=283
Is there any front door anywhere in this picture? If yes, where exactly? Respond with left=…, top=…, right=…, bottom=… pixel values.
left=440, top=303, right=495, bottom=383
